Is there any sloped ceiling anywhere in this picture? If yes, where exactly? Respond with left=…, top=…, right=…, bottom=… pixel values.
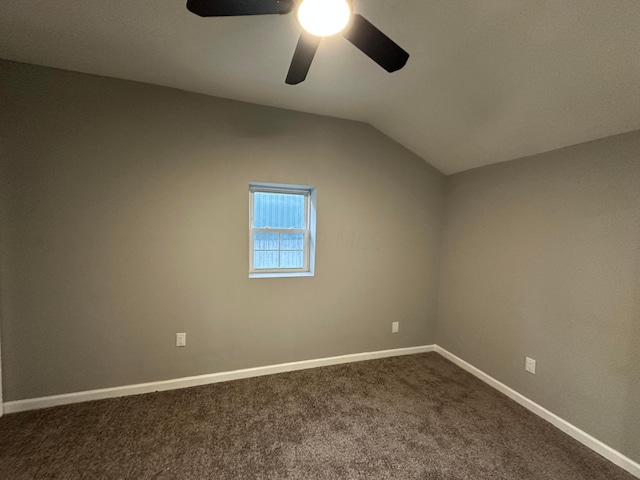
left=1, top=0, right=639, bottom=174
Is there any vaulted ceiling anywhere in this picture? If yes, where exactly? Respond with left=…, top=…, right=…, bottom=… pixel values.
left=1, top=0, right=639, bottom=174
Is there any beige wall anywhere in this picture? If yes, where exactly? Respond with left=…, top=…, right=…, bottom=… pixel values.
left=0, top=60, right=445, bottom=401
left=437, top=131, right=640, bottom=462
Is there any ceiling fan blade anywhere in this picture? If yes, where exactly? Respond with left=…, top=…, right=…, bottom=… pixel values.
left=285, top=33, right=321, bottom=85
left=186, top=0, right=293, bottom=17
left=343, top=14, right=409, bottom=73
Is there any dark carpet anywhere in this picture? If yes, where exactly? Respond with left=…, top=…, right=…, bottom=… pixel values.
left=0, top=353, right=635, bottom=479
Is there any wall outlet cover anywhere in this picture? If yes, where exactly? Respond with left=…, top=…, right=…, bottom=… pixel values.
left=525, top=357, right=536, bottom=374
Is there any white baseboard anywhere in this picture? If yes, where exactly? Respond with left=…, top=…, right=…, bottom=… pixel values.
left=3, top=345, right=435, bottom=414
left=3, top=343, right=638, bottom=478
left=434, top=345, right=640, bottom=479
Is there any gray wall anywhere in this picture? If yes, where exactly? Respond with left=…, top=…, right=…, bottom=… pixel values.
left=3, top=57, right=638, bottom=464
left=0, top=108, right=7, bottom=412
left=0, top=60, right=445, bottom=401
left=437, top=131, right=640, bottom=461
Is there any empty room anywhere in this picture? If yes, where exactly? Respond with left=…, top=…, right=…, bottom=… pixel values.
left=0, top=1, right=639, bottom=479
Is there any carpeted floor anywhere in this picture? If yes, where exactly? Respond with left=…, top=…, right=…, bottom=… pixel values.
left=0, top=353, right=635, bottom=479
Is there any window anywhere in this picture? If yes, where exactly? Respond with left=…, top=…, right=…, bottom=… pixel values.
left=249, top=183, right=316, bottom=278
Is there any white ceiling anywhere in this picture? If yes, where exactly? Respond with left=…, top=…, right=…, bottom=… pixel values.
left=1, top=0, right=639, bottom=174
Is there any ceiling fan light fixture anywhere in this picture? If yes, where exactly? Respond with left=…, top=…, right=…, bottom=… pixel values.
left=186, top=0, right=409, bottom=84
left=297, top=0, right=352, bottom=37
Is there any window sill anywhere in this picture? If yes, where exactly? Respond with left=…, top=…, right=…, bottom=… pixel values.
left=249, top=272, right=315, bottom=279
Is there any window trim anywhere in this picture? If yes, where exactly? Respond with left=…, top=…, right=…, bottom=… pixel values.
left=248, top=182, right=316, bottom=278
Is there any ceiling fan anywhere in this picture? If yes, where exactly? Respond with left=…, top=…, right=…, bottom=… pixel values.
left=186, top=0, right=409, bottom=85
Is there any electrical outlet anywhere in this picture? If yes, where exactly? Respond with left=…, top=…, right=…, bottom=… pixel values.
left=392, top=322, right=399, bottom=334
left=176, top=333, right=186, bottom=347
left=525, top=357, right=536, bottom=374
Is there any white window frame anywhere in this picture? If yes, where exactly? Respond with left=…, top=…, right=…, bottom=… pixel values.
left=249, top=182, right=316, bottom=278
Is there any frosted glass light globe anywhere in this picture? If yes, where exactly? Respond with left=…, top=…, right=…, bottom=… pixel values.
left=297, top=0, right=352, bottom=37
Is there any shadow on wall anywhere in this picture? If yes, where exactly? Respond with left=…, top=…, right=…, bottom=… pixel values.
left=0, top=175, right=7, bottom=411
left=623, top=258, right=640, bottom=461
left=218, top=102, right=297, bottom=138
